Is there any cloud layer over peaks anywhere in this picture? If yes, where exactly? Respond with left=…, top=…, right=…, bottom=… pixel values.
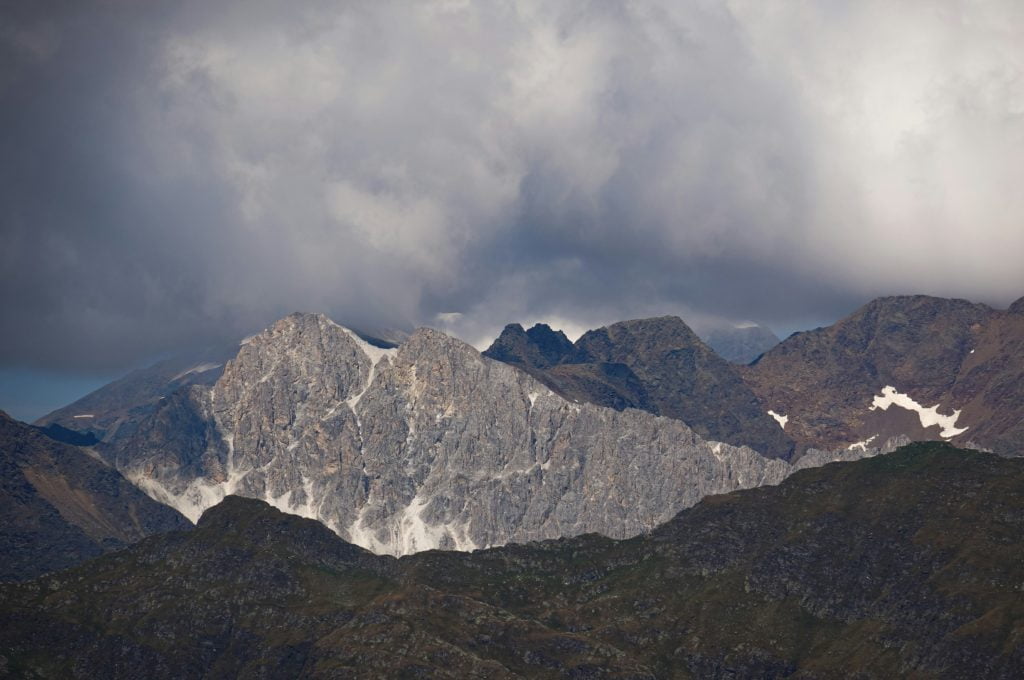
left=2, top=0, right=1023, bottom=372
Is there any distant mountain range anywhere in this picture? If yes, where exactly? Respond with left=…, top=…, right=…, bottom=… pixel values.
left=699, top=322, right=780, bottom=364
left=35, top=344, right=237, bottom=442
left=2, top=442, right=1019, bottom=678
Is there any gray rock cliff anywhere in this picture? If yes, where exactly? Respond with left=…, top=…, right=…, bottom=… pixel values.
left=112, top=313, right=889, bottom=556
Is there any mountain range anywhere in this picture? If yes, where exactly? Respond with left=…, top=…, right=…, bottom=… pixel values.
left=93, top=313, right=879, bottom=557
left=11, top=294, right=1021, bottom=564
left=2, top=292, right=1023, bottom=677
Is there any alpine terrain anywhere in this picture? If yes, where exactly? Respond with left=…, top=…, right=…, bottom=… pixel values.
left=96, top=313, right=887, bottom=556
left=742, top=295, right=1024, bottom=457
left=484, top=317, right=794, bottom=459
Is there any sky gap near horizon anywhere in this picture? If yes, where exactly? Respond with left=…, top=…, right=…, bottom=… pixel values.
left=2, top=1, right=1023, bottom=419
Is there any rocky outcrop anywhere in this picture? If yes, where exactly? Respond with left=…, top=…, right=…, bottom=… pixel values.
left=2, top=443, right=1020, bottom=678
left=110, top=313, right=881, bottom=557
left=0, top=411, right=189, bottom=581
left=485, top=316, right=795, bottom=459
left=742, top=295, right=1024, bottom=457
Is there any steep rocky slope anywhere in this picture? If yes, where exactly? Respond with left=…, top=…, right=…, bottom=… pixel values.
left=484, top=317, right=793, bottom=459
left=106, top=313, right=880, bottom=557
left=34, top=344, right=237, bottom=442
left=742, top=295, right=1024, bottom=456
left=0, top=411, right=189, bottom=581
left=1, top=443, right=1020, bottom=678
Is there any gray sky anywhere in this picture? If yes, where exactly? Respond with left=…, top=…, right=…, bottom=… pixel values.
left=2, top=1, right=1023, bottom=420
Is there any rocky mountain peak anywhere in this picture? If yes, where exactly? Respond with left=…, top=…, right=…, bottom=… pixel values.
left=742, top=294, right=1024, bottom=456
left=1009, top=295, right=1024, bottom=315
left=565, top=315, right=699, bottom=364
left=482, top=322, right=573, bottom=369
left=107, top=311, right=877, bottom=556
left=486, top=315, right=795, bottom=459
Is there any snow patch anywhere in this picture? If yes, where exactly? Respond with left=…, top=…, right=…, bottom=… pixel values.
left=332, top=323, right=399, bottom=366
left=847, top=435, right=878, bottom=452
left=767, top=410, right=789, bottom=429
left=129, top=474, right=226, bottom=524
left=170, top=362, right=221, bottom=382
left=345, top=495, right=478, bottom=556
left=869, top=385, right=968, bottom=438
left=72, top=414, right=94, bottom=419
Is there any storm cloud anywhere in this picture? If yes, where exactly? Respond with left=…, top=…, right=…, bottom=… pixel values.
left=3, top=0, right=1023, bottom=372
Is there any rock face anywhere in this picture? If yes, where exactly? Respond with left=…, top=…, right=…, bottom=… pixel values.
left=484, top=316, right=794, bottom=459
left=700, top=323, right=780, bottom=364
left=108, top=313, right=878, bottom=557
left=2, top=443, right=1020, bottom=678
left=0, top=411, right=189, bottom=581
left=742, top=295, right=1024, bottom=456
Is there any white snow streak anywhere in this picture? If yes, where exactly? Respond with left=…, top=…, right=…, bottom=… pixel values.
left=170, top=362, right=221, bottom=382
left=869, top=385, right=968, bottom=438
left=767, top=410, right=789, bottom=429
left=847, top=435, right=878, bottom=452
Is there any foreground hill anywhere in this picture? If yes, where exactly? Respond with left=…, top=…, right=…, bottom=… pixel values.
left=1, top=442, right=1020, bottom=678
left=484, top=316, right=793, bottom=459
left=742, top=295, right=1024, bottom=456
left=0, top=412, right=189, bottom=581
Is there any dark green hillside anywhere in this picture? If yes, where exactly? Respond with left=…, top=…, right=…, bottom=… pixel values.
left=2, top=442, right=1021, bottom=678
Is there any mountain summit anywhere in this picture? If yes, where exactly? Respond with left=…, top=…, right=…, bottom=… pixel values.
left=485, top=316, right=794, bottom=459
left=742, top=295, right=1024, bottom=456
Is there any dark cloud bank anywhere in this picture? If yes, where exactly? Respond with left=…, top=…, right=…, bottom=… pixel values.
left=2, top=1, right=1022, bottom=399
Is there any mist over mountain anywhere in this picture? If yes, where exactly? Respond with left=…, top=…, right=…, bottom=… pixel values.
left=700, top=324, right=781, bottom=364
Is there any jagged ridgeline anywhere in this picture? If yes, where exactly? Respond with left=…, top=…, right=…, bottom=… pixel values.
left=2, top=443, right=1020, bottom=677
left=100, top=313, right=888, bottom=556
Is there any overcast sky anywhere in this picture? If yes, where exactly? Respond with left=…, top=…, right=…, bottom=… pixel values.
left=2, top=1, right=1023, bottom=420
